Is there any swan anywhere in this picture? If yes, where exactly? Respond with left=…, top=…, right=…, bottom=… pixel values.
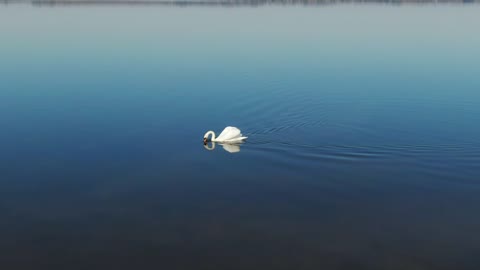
left=203, top=126, right=247, bottom=144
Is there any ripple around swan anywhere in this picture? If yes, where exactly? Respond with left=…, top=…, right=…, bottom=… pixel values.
left=244, top=134, right=480, bottom=181
left=233, top=77, right=480, bottom=181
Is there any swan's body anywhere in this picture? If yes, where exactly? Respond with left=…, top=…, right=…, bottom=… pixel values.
left=203, top=126, right=247, bottom=143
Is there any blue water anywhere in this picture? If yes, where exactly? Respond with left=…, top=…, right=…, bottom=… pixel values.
left=1, top=3, right=480, bottom=269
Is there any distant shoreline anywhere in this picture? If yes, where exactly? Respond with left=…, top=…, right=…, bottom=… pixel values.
left=2, top=0, right=479, bottom=7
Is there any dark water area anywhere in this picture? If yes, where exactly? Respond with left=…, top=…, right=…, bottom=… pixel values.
left=1, top=4, right=480, bottom=270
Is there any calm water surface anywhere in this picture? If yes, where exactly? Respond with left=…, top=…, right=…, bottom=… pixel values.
left=1, top=3, right=480, bottom=270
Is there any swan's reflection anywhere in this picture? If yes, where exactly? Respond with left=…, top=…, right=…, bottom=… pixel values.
left=203, top=142, right=242, bottom=153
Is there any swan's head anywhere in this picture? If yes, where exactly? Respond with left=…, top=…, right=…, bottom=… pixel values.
left=203, top=131, right=214, bottom=145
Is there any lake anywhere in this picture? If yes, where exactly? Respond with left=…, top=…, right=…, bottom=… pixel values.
left=1, top=2, right=480, bottom=269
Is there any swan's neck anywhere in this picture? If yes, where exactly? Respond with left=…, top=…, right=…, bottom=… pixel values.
left=204, top=131, right=216, bottom=142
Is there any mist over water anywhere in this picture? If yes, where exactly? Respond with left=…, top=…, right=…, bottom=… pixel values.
left=1, top=3, right=480, bottom=270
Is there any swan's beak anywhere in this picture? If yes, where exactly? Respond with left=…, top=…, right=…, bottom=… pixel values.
left=203, top=138, right=207, bottom=145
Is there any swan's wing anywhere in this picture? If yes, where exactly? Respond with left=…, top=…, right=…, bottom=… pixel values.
left=223, top=136, right=247, bottom=142
left=216, top=126, right=242, bottom=141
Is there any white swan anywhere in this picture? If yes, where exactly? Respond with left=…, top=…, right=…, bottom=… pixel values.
left=203, top=126, right=247, bottom=144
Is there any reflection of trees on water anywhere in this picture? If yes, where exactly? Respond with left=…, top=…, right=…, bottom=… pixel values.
left=2, top=0, right=478, bottom=6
